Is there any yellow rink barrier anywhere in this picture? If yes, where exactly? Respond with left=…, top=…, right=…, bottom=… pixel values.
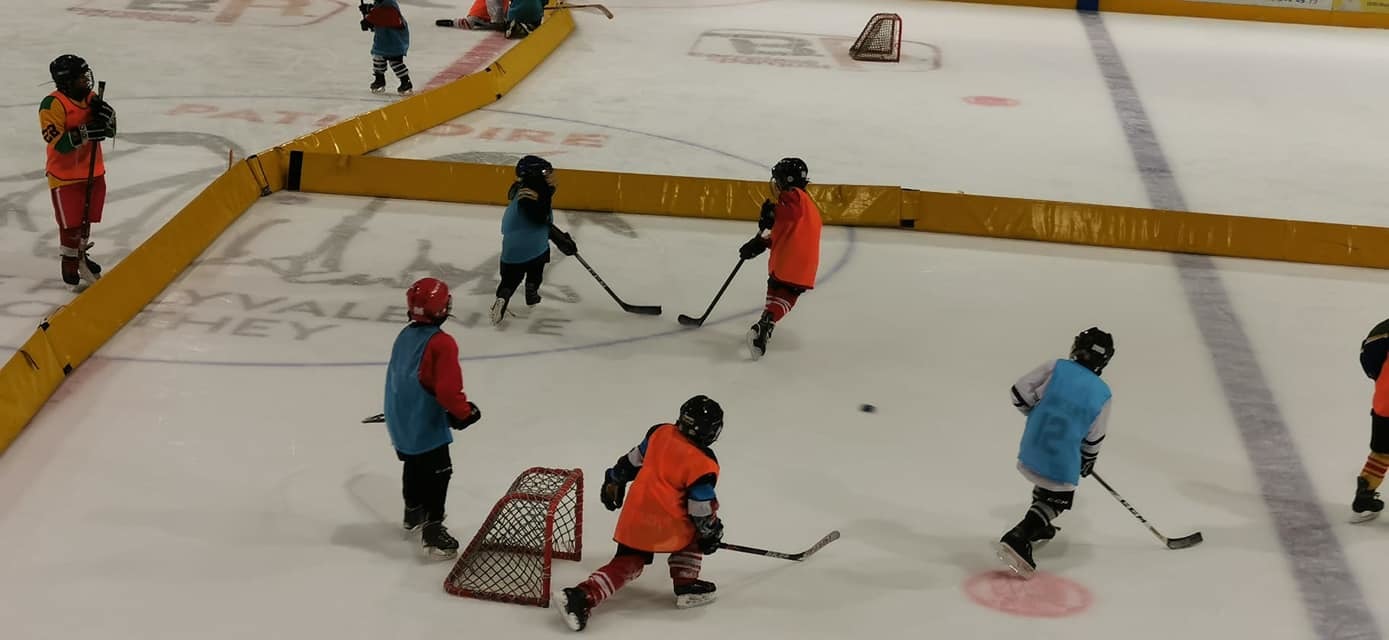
left=0, top=11, right=576, bottom=455
left=940, top=0, right=1389, bottom=29
left=287, top=150, right=1389, bottom=269
left=906, top=190, right=1389, bottom=269
left=284, top=152, right=904, bottom=226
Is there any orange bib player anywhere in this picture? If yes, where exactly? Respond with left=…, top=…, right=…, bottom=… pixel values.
left=554, top=396, right=726, bottom=632
left=738, top=157, right=823, bottom=360
left=1354, top=319, right=1389, bottom=522
left=41, top=55, right=116, bottom=289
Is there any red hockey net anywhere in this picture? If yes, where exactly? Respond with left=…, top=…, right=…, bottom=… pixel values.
left=850, top=13, right=902, bottom=63
left=444, top=467, right=583, bottom=607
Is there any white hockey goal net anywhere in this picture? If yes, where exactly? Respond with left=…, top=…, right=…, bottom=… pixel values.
left=850, top=13, right=902, bottom=63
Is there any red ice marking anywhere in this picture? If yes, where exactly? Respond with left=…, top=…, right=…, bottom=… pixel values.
left=425, top=34, right=513, bottom=91
left=964, top=96, right=1020, bottom=107
left=963, top=570, right=1092, bottom=618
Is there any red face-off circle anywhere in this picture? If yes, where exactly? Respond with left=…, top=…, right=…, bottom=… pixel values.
left=963, top=96, right=1020, bottom=107
left=963, top=570, right=1092, bottom=618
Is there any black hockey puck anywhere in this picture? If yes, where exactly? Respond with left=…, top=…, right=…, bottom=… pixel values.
left=860, top=404, right=876, bottom=413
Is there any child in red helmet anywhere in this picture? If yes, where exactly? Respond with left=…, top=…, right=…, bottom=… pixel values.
left=384, top=277, right=482, bottom=558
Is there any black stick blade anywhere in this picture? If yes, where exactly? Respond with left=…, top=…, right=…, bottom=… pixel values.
left=1166, top=532, right=1203, bottom=550
left=622, top=303, right=663, bottom=316
left=677, top=314, right=705, bottom=327
left=362, top=413, right=385, bottom=423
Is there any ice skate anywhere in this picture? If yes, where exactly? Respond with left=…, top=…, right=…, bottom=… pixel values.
left=674, top=579, right=717, bottom=609
left=746, top=312, right=774, bottom=360
left=1030, top=523, right=1059, bottom=546
left=421, top=521, right=459, bottom=559
left=369, top=74, right=387, bottom=94
left=996, top=530, right=1035, bottom=579
left=489, top=297, right=510, bottom=326
left=402, top=505, right=427, bottom=533
left=553, top=587, right=590, bottom=631
left=397, top=78, right=413, bottom=96
left=524, top=287, right=541, bottom=315
left=1351, top=476, right=1384, bottom=524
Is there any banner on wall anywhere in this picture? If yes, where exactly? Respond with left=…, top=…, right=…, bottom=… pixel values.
left=1186, top=0, right=1332, bottom=8
left=1337, top=0, right=1389, bottom=12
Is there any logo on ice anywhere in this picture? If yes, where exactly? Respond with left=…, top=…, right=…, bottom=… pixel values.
left=67, top=0, right=351, bottom=27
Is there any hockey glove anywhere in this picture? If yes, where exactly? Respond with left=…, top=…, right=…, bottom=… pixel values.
left=739, top=236, right=768, bottom=260
left=446, top=402, right=482, bottom=430
left=1080, top=451, right=1097, bottom=478
left=600, top=469, right=627, bottom=511
left=361, top=19, right=374, bottom=31
left=692, top=514, right=724, bottom=555
left=550, top=225, right=578, bottom=257
left=359, top=1, right=373, bottom=15
left=757, top=199, right=776, bottom=231
left=89, top=97, right=116, bottom=135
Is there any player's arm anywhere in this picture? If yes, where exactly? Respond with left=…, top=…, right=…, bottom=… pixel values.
left=1080, top=399, right=1110, bottom=476
left=419, top=332, right=480, bottom=428
left=687, top=472, right=723, bottom=553
left=600, top=425, right=661, bottom=510
left=1010, top=360, right=1056, bottom=415
left=515, top=186, right=549, bottom=225
left=39, top=97, right=83, bottom=153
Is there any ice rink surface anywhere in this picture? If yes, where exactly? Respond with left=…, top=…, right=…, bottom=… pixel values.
left=1, top=1, right=1387, bottom=638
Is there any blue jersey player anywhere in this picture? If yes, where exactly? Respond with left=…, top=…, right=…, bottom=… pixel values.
left=997, top=327, right=1114, bottom=578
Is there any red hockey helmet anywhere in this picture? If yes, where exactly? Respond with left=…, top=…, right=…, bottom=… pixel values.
left=406, top=277, right=452, bottom=323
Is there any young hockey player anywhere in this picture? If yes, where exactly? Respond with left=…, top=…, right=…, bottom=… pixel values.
left=41, top=54, right=116, bottom=290
left=360, top=0, right=413, bottom=95
left=504, top=0, right=545, bottom=38
left=1353, top=319, right=1389, bottom=522
left=437, top=0, right=507, bottom=31
left=554, top=396, right=726, bottom=632
left=384, top=278, right=482, bottom=558
left=997, top=327, right=1114, bottom=578
left=490, top=155, right=577, bottom=325
left=738, top=157, right=823, bottom=360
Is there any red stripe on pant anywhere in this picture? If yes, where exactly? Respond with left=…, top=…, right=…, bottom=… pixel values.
left=765, top=284, right=801, bottom=322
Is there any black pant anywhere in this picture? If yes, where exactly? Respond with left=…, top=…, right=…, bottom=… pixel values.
left=496, top=252, right=549, bottom=300
left=398, top=444, right=452, bottom=522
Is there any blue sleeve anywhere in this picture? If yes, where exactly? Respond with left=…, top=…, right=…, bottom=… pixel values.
left=686, top=472, right=718, bottom=518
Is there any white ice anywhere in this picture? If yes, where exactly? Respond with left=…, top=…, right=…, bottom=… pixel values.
left=1, top=1, right=1387, bottom=639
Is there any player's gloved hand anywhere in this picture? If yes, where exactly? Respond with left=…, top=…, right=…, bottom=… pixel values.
left=1080, top=451, right=1097, bottom=477
left=739, top=236, right=767, bottom=260
left=89, top=97, right=116, bottom=135
left=359, top=2, right=373, bottom=15
left=757, top=199, right=776, bottom=231
left=361, top=18, right=374, bottom=31
left=550, top=225, right=578, bottom=256
left=600, top=468, right=627, bottom=511
left=447, top=402, right=482, bottom=430
left=693, top=515, right=724, bottom=554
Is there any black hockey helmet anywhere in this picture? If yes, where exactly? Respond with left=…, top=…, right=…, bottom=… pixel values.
left=771, top=157, right=809, bottom=191
left=49, top=54, right=92, bottom=96
left=677, top=395, right=724, bottom=447
left=515, top=155, right=553, bottom=180
left=1070, top=327, right=1115, bottom=375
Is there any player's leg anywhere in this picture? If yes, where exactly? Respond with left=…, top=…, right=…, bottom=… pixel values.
left=492, top=259, right=527, bottom=325
left=669, top=542, right=716, bottom=608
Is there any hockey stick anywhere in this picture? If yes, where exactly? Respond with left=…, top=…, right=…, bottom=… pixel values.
left=1091, top=471, right=1203, bottom=550
left=677, top=259, right=744, bottom=327
left=76, top=80, right=107, bottom=286
left=719, top=530, right=840, bottom=561
left=362, top=413, right=385, bottom=423
left=574, top=253, right=661, bottom=315
left=545, top=2, right=613, bottom=18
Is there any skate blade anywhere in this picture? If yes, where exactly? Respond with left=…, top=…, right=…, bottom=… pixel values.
left=422, top=545, right=458, bottom=560
left=675, top=592, right=717, bottom=609
left=994, top=541, right=1035, bottom=579
left=1350, top=510, right=1382, bottom=524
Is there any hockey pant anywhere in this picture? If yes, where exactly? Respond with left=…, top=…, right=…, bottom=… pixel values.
left=496, top=252, right=549, bottom=301
left=398, top=444, right=452, bottom=522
